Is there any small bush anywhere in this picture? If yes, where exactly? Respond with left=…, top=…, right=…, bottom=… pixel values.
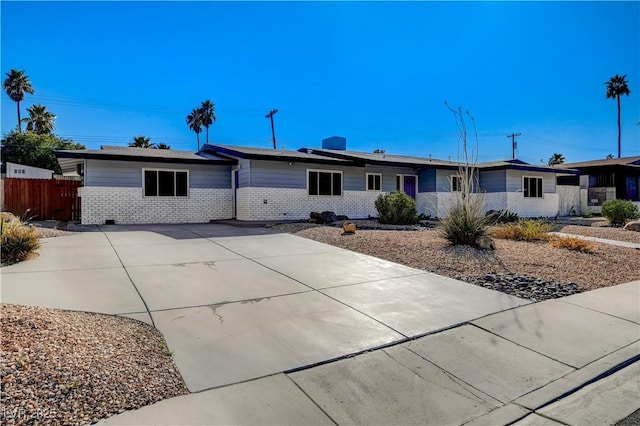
left=582, top=210, right=593, bottom=218
left=374, top=192, right=418, bottom=225
left=1, top=219, right=40, bottom=265
left=549, top=236, right=596, bottom=253
left=601, top=199, right=639, bottom=226
left=439, top=202, right=489, bottom=246
left=486, top=209, right=519, bottom=224
left=491, top=219, right=554, bottom=241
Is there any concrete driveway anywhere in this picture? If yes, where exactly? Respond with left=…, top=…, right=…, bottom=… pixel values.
left=0, top=223, right=529, bottom=392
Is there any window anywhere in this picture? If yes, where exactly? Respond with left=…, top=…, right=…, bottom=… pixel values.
left=144, top=169, right=188, bottom=197
left=589, top=174, right=614, bottom=187
left=450, top=175, right=462, bottom=192
left=366, top=173, right=382, bottom=191
left=308, top=170, right=342, bottom=196
left=523, top=176, right=543, bottom=198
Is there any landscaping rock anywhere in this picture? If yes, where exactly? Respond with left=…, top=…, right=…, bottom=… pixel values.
left=342, top=222, right=356, bottom=234
left=321, top=211, right=338, bottom=224
left=309, top=212, right=324, bottom=224
left=623, top=221, right=640, bottom=232
left=457, top=272, right=581, bottom=302
left=475, top=235, right=496, bottom=250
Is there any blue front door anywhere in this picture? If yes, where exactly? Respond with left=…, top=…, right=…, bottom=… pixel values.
left=403, top=175, right=416, bottom=199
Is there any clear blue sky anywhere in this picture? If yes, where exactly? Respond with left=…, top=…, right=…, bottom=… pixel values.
left=2, top=1, right=639, bottom=164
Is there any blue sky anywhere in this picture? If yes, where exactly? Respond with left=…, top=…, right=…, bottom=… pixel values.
left=2, top=1, right=639, bottom=163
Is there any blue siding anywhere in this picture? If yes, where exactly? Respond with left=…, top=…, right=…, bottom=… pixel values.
left=418, top=169, right=436, bottom=192
left=85, top=160, right=231, bottom=189
left=506, top=170, right=555, bottom=193
left=479, top=170, right=506, bottom=193
left=237, top=160, right=251, bottom=188
left=247, top=160, right=415, bottom=192
left=436, top=169, right=459, bottom=192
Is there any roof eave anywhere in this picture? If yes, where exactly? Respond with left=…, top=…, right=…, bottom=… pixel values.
left=54, top=150, right=237, bottom=166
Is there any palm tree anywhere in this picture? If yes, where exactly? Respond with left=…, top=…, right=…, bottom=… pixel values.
left=605, top=74, right=631, bottom=158
left=547, top=153, right=565, bottom=166
left=200, top=100, right=216, bottom=144
left=155, top=142, right=171, bottom=150
left=129, top=135, right=154, bottom=148
left=3, top=69, right=35, bottom=133
left=186, top=108, right=203, bottom=149
left=21, top=104, right=56, bottom=135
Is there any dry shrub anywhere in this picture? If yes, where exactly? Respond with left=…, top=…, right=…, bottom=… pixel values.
left=1, top=219, right=40, bottom=265
left=550, top=236, right=596, bottom=253
left=491, top=220, right=553, bottom=241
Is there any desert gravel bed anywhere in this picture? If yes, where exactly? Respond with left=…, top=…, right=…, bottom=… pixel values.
left=1, top=304, right=187, bottom=425
left=556, top=224, right=640, bottom=244
left=282, top=225, right=640, bottom=292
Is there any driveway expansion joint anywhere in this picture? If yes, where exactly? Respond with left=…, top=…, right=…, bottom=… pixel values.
left=98, top=225, right=156, bottom=327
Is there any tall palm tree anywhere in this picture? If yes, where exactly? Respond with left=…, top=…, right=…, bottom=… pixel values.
left=200, top=100, right=216, bottom=144
left=605, top=74, right=630, bottom=158
left=129, top=135, right=154, bottom=148
left=21, top=104, right=56, bottom=135
left=155, top=142, right=171, bottom=150
left=3, top=69, right=35, bottom=133
left=186, top=108, right=203, bottom=149
left=547, top=153, right=565, bottom=166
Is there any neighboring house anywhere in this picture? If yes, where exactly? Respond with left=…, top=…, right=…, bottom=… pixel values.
left=5, top=162, right=54, bottom=179
left=55, top=146, right=235, bottom=225
left=563, top=156, right=640, bottom=214
left=476, top=160, right=580, bottom=218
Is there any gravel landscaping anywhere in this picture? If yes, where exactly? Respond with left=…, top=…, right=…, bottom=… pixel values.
left=0, top=305, right=188, bottom=425
left=272, top=222, right=640, bottom=299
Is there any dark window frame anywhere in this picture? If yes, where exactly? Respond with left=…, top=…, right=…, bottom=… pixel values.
left=143, top=169, right=189, bottom=197
left=451, top=175, right=462, bottom=192
left=307, top=169, right=343, bottom=196
left=523, top=176, right=543, bottom=198
left=366, top=173, right=382, bottom=191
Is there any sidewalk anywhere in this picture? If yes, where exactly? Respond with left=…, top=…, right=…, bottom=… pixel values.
left=549, top=232, right=640, bottom=249
left=100, top=280, right=640, bottom=426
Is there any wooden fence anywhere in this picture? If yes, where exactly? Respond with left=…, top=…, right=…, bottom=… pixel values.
left=3, top=178, right=81, bottom=221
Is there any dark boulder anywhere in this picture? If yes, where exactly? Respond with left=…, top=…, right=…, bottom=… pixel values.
left=321, top=211, right=338, bottom=224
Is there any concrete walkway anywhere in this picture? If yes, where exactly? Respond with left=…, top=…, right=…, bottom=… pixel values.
left=1, top=224, right=638, bottom=425
left=549, top=231, right=640, bottom=249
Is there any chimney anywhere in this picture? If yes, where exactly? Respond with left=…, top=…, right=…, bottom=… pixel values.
left=322, top=136, right=346, bottom=150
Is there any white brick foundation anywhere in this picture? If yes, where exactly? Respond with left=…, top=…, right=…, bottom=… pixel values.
left=417, top=191, right=560, bottom=218
left=79, top=187, right=233, bottom=225
left=235, top=187, right=385, bottom=221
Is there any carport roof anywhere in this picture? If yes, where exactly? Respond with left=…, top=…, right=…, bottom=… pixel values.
left=55, top=146, right=236, bottom=165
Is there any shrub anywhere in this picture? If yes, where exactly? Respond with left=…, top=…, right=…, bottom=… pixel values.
left=601, top=199, right=639, bottom=226
left=439, top=200, right=489, bottom=246
left=374, top=192, right=418, bottom=225
left=491, top=219, right=554, bottom=241
left=486, top=209, right=519, bottom=224
left=1, top=218, right=40, bottom=265
left=549, top=236, right=596, bottom=253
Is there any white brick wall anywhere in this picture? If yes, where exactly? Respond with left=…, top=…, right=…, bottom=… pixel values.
left=418, top=191, right=559, bottom=218
left=79, top=187, right=233, bottom=225
left=235, top=187, right=385, bottom=221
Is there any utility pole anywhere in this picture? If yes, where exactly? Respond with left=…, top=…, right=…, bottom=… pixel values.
left=265, top=109, right=278, bottom=149
left=507, top=132, right=521, bottom=159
